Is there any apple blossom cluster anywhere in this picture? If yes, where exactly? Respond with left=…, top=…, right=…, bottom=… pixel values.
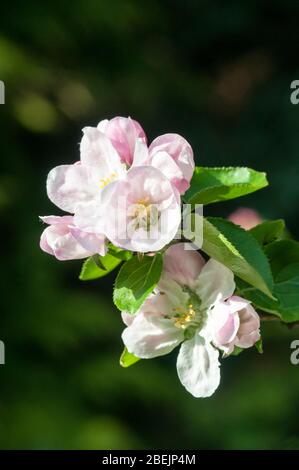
left=122, top=244, right=260, bottom=397
left=40, top=116, right=194, bottom=258
left=40, top=116, right=265, bottom=398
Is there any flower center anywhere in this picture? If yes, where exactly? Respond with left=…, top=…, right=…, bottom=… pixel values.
left=169, top=289, right=205, bottom=335
left=173, top=304, right=196, bottom=329
left=128, top=198, right=159, bottom=231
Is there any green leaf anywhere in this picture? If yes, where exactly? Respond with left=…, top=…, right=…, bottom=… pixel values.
left=250, top=219, right=285, bottom=246
left=113, top=253, right=163, bottom=314
left=184, top=166, right=268, bottom=205
left=79, top=253, right=121, bottom=281
left=231, top=342, right=262, bottom=356
left=200, top=217, right=274, bottom=298
left=108, top=244, right=132, bottom=261
left=120, top=347, right=141, bottom=367
left=93, top=255, right=108, bottom=271
left=237, top=240, right=299, bottom=323
left=265, top=240, right=299, bottom=276
left=231, top=346, right=244, bottom=356
left=255, top=338, right=263, bottom=354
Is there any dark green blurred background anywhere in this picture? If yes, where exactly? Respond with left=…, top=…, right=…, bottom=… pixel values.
left=1, top=0, right=299, bottom=450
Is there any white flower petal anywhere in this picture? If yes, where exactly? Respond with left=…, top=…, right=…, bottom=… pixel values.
left=132, top=138, right=150, bottom=166
left=41, top=226, right=91, bottom=260
left=195, top=259, right=235, bottom=308
left=80, top=127, right=125, bottom=177
left=70, top=228, right=107, bottom=256
left=122, top=312, right=184, bottom=359
left=46, top=164, right=101, bottom=213
left=121, top=311, right=135, bottom=327
left=176, top=333, right=220, bottom=398
left=151, top=151, right=183, bottom=181
left=158, top=278, right=189, bottom=308
left=53, top=232, right=92, bottom=260
left=97, top=119, right=109, bottom=132
left=39, top=215, right=74, bottom=225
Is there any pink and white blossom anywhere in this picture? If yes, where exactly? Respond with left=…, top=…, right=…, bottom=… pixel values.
left=46, top=124, right=128, bottom=238
left=39, top=216, right=106, bottom=260
left=210, top=296, right=261, bottom=355
left=103, top=166, right=181, bottom=252
left=42, top=117, right=195, bottom=256
left=47, top=128, right=126, bottom=216
left=149, top=134, right=195, bottom=194
left=122, top=243, right=260, bottom=398
left=97, top=116, right=147, bottom=166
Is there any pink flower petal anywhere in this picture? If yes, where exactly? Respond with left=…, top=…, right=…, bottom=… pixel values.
left=98, top=116, right=147, bottom=166
left=104, top=166, right=181, bottom=252
left=149, top=133, right=195, bottom=194
left=46, top=164, right=102, bottom=213
left=162, top=243, right=205, bottom=288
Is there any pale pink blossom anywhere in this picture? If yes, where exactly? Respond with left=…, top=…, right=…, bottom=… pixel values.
left=210, top=296, right=260, bottom=355
left=43, top=118, right=194, bottom=255
left=97, top=116, right=147, bottom=166
left=122, top=243, right=235, bottom=397
left=39, top=216, right=106, bottom=260
left=148, top=134, right=195, bottom=194
left=46, top=135, right=181, bottom=252
left=131, top=133, right=195, bottom=193
left=122, top=243, right=260, bottom=397
left=103, top=166, right=181, bottom=252
left=228, top=207, right=262, bottom=230
left=48, top=128, right=126, bottom=215
left=46, top=127, right=126, bottom=236
left=46, top=124, right=148, bottom=237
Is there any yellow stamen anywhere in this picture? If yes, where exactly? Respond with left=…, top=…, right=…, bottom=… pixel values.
left=137, top=197, right=150, bottom=206
left=128, top=198, right=159, bottom=230
left=174, top=304, right=196, bottom=329
left=99, top=172, right=117, bottom=189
